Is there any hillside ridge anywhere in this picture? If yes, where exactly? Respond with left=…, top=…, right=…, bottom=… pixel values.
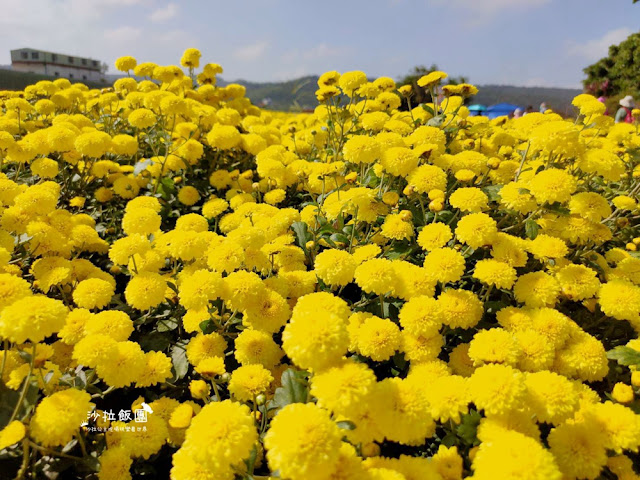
left=0, top=68, right=582, bottom=113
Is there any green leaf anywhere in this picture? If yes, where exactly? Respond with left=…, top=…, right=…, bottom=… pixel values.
left=484, top=301, right=507, bottom=314
left=607, top=346, right=640, bottom=367
left=0, top=381, right=21, bottom=428
left=330, top=233, right=350, bottom=245
left=457, top=410, right=482, bottom=445
left=291, top=221, right=311, bottom=249
left=337, top=420, right=356, bottom=430
left=427, top=116, right=444, bottom=127
left=392, top=352, right=407, bottom=372
left=156, top=317, right=179, bottom=332
left=525, top=219, right=539, bottom=240
left=245, top=445, right=258, bottom=474
left=199, top=319, right=216, bottom=335
left=171, top=340, right=189, bottom=381
left=441, top=432, right=458, bottom=447
left=482, top=185, right=502, bottom=203
left=272, top=369, right=308, bottom=409
left=157, top=176, right=176, bottom=200
left=386, top=241, right=414, bottom=260
left=139, top=332, right=171, bottom=352
left=422, top=104, right=436, bottom=116
left=546, top=203, right=571, bottom=215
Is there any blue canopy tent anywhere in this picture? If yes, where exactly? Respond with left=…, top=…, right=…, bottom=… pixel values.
left=467, top=104, right=487, bottom=116
left=485, top=103, right=522, bottom=119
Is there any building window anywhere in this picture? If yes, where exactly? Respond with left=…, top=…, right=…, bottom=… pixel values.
left=68, top=56, right=74, bottom=64
left=92, top=60, right=98, bottom=67
left=82, top=58, right=87, bottom=65
left=31, top=52, right=39, bottom=59
left=21, top=52, right=28, bottom=59
left=52, top=54, right=58, bottom=62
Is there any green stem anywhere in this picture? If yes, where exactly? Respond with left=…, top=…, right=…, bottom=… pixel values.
left=211, top=381, right=221, bottom=402
left=8, top=344, right=36, bottom=424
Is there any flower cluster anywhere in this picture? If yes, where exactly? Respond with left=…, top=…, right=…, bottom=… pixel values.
left=0, top=51, right=640, bottom=480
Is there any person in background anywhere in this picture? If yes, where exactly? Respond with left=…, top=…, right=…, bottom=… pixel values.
left=513, top=108, right=523, bottom=118
left=539, top=102, right=548, bottom=113
left=524, top=105, right=534, bottom=115
left=615, top=95, right=635, bottom=123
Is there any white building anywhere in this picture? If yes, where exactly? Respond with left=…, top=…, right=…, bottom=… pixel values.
left=10, top=48, right=104, bottom=82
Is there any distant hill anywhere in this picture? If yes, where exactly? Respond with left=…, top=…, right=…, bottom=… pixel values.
left=233, top=76, right=582, bottom=114
left=0, top=67, right=582, bottom=114
left=218, top=76, right=318, bottom=111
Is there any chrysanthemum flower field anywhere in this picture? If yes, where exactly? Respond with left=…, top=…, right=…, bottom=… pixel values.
left=1, top=49, right=640, bottom=480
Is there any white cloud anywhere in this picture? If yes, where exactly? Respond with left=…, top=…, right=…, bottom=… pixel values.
left=104, top=26, right=142, bottom=43
left=0, top=0, right=198, bottom=72
left=567, top=27, right=634, bottom=62
left=149, top=3, right=178, bottom=23
left=303, top=43, right=344, bottom=60
left=234, top=41, right=269, bottom=61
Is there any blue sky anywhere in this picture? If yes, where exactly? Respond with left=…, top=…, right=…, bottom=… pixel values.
left=1, top=0, right=638, bottom=88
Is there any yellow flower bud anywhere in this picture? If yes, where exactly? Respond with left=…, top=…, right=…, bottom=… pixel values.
left=455, top=169, right=476, bottom=182
left=487, top=157, right=501, bottom=169
left=612, top=382, right=634, bottom=404
left=403, top=184, right=415, bottom=196
left=626, top=243, right=637, bottom=252
left=382, top=191, right=399, bottom=206
left=169, top=403, right=194, bottom=429
left=399, top=210, right=413, bottom=222
left=305, top=240, right=315, bottom=250
left=361, top=442, right=381, bottom=457
left=398, top=85, right=413, bottom=96
left=428, top=189, right=445, bottom=201
left=189, top=380, right=210, bottom=400
left=582, top=298, right=597, bottom=313
left=631, top=371, right=640, bottom=388
left=429, top=200, right=443, bottom=212
left=345, top=172, right=358, bottom=184
left=616, top=217, right=629, bottom=228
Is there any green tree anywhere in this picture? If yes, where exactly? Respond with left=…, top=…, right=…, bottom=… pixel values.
left=398, top=65, right=469, bottom=107
left=583, top=31, right=640, bottom=100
